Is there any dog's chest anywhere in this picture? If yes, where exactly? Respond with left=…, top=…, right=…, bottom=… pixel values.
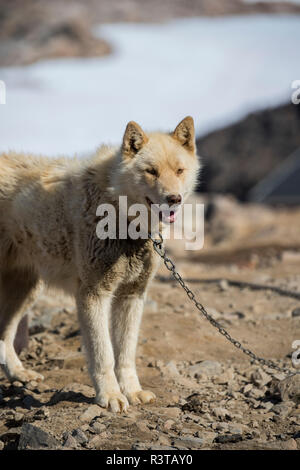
left=108, top=239, right=158, bottom=287
left=122, top=243, right=156, bottom=281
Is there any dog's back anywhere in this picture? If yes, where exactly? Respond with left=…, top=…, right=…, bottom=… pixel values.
left=0, top=152, right=75, bottom=276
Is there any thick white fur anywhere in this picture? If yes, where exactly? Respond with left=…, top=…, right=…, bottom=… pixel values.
left=0, top=117, right=200, bottom=412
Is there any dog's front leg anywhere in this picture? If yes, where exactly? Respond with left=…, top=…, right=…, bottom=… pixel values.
left=76, top=285, right=129, bottom=413
left=112, top=294, right=156, bottom=406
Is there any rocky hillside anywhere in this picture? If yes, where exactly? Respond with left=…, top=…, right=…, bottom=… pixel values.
left=197, top=103, right=300, bottom=200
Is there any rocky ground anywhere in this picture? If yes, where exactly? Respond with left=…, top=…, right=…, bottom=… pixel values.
left=0, top=195, right=300, bottom=450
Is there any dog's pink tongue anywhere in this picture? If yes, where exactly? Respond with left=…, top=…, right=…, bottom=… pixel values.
left=167, top=211, right=176, bottom=223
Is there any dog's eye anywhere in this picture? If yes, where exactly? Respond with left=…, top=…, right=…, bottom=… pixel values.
left=177, top=168, right=184, bottom=175
left=146, top=168, right=158, bottom=177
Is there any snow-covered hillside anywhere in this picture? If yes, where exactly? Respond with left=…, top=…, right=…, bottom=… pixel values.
left=0, top=15, right=300, bottom=156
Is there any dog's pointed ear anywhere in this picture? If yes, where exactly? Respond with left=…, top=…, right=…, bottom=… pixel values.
left=172, top=116, right=195, bottom=153
left=122, top=121, right=149, bottom=159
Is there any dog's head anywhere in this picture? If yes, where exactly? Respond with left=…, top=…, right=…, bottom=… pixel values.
left=118, top=116, right=201, bottom=225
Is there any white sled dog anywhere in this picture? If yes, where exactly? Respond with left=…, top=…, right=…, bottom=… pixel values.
left=0, top=117, right=200, bottom=412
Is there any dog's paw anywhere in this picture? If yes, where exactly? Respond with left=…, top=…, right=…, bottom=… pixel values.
left=96, top=391, right=129, bottom=413
left=9, top=368, right=44, bottom=384
left=126, top=390, right=156, bottom=406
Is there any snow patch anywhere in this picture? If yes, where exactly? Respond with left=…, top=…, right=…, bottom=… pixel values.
left=0, top=15, right=300, bottom=156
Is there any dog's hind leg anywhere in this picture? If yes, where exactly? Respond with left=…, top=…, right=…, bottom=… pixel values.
left=0, top=267, right=44, bottom=383
left=111, top=294, right=156, bottom=406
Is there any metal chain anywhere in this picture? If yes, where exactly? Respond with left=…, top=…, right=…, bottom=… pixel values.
left=149, top=232, right=300, bottom=378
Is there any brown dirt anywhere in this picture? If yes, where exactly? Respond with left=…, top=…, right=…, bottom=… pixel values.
left=0, top=195, right=299, bottom=450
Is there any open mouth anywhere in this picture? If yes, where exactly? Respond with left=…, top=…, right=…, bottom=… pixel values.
left=145, top=196, right=177, bottom=224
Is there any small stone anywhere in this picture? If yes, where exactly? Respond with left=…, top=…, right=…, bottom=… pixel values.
left=228, top=391, right=239, bottom=399
left=72, top=428, right=89, bottom=445
left=272, top=401, right=294, bottom=418
left=224, top=311, right=245, bottom=321
left=135, top=421, right=150, bottom=433
left=18, top=424, right=60, bottom=450
left=132, top=442, right=151, bottom=450
left=63, top=433, right=78, bottom=449
left=206, top=308, right=222, bottom=321
left=251, top=369, right=272, bottom=388
left=214, top=367, right=234, bottom=385
left=80, top=423, right=90, bottom=432
left=126, top=408, right=141, bottom=419
left=219, top=279, right=229, bottom=291
left=98, top=409, right=111, bottom=418
left=36, top=382, right=51, bottom=393
left=89, top=422, right=106, bottom=434
left=260, top=401, right=274, bottom=411
left=242, top=384, right=253, bottom=395
left=248, top=388, right=265, bottom=399
left=163, top=361, right=180, bottom=376
left=215, top=434, right=243, bottom=444
left=212, top=407, right=231, bottom=420
left=163, top=419, right=174, bottom=430
left=147, top=422, right=156, bottom=430
left=88, top=435, right=103, bottom=449
left=281, top=439, right=297, bottom=450
left=227, top=423, right=247, bottom=434
left=172, top=436, right=205, bottom=449
left=213, top=438, right=291, bottom=450
left=12, top=381, right=23, bottom=388
left=26, top=381, right=38, bottom=391
left=278, top=375, right=300, bottom=403
left=1, top=427, right=22, bottom=445
left=195, top=372, right=209, bottom=382
left=170, top=395, right=180, bottom=405
left=158, top=435, right=170, bottom=446
left=150, top=445, right=176, bottom=450
left=79, top=405, right=102, bottom=423
left=241, top=439, right=298, bottom=450
left=187, top=361, right=222, bottom=378
left=182, top=393, right=206, bottom=414
left=195, top=431, right=217, bottom=444
left=33, top=408, right=50, bottom=420
left=162, top=407, right=181, bottom=419
left=272, top=373, right=286, bottom=381
left=215, top=422, right=229, bottom=432
left=13, top=413, right=24, bottom=423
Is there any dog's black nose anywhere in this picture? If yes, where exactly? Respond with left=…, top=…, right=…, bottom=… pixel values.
left=166, top=194, right=182, bottom=205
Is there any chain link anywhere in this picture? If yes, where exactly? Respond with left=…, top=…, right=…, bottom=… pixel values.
left=149, top=232, right=300, bottom=378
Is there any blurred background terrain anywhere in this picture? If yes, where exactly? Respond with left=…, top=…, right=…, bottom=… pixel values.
left=1, top=0, right=300, bottom=201
left=0, top=0, right=300, bottom=451
left=1, top=0, right=300, bottom=67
